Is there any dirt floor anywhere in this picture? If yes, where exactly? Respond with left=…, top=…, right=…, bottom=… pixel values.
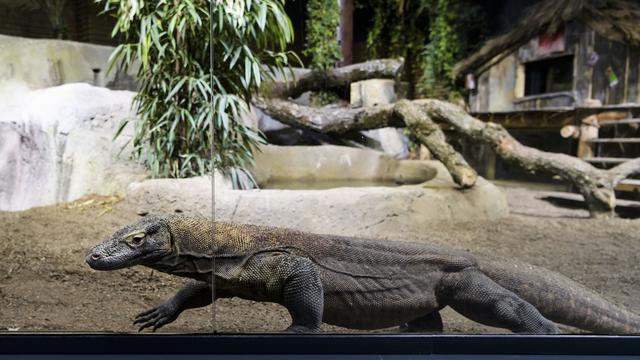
left=1, top=186, right=639, bottom=334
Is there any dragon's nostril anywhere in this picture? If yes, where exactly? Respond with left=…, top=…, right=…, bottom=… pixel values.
left=91, top=253, right=102, bottom=260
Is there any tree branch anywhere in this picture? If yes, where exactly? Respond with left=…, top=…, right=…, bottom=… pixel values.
left=608, top=158, right=640, bottom=186
left=254, top=97, right=640, bottom=217
left=415, top=99, right=640, bottom=218
left=254, top=97, right=400, bottom=133
left=265, top=58, right=404, bottom=98
left=394, top=100, right=477, bottom=188
left=253, top=98, right=475, bottom=188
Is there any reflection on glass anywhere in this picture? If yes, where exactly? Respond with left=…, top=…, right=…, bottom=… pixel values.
left=1, top=0, right=639, bottom=338
left=0, top=0, right=215, bottom=333
left=207, top=0, right=640, bottom=335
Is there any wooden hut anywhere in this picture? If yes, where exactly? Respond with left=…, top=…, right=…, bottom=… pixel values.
left=453, top=0, right=640, bottom=192
left=455, top=0, right=640, bottom=113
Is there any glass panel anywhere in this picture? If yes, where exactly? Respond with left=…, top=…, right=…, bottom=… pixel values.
left=0, top=0, right=212, bottom=333
left=207, top=0, right=640, bottom=337
left=2, top=0, right=638, bottom=340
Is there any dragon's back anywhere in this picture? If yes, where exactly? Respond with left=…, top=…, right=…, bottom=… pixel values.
left=212, top=221, right=476, bottom=277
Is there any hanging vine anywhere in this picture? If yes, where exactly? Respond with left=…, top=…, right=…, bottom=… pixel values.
left=303, top=0, right=341, bottom=105
left=363, top=0, right=486, bottom=98
left=304, top=0, right=341, bottom=70
left=418, top=0, right=459, bottom=98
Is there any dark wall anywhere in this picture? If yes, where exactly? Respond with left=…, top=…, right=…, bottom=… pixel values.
left=591, top=32, right=640, bottom=105
left=494, top=0, right=542, bottom=34
left=285, top=0, right=309, bottom=65
left=0, top=0, right=117, bottom=46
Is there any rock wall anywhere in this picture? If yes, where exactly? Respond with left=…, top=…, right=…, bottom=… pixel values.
left=0, top=34, right=135, bottom=91
left=0, top=83, right=147, bottom=211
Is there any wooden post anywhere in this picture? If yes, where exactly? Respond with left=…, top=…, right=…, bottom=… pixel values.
left=339, top=0, right=354, bottom=66
left=577, top=115, right=599, bottom=158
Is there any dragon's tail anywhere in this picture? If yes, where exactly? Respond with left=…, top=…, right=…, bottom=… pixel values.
left=478, top=257, right=640, bottom=334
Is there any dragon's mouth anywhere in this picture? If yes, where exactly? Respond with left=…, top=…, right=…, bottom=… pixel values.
left=85, top=248, right=168, bottom=271
left=85, top=252, right=132, bottom=271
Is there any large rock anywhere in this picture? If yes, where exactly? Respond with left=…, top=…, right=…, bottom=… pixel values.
left=0, top=83, right=147, bottom=211
left=214, top=169, right=508, bottom=238
left=0, top=34, right=135, bottom=91
left=251, top=145, right=435, bottom=186
left=351, top=79, right=408, bottom=158
left=350, top=79, right=397, bottom=107
left=127, top=145, right=508, bottom=237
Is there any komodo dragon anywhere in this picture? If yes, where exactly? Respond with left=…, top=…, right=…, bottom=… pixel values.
left=86, top=215, right=640, bottom=334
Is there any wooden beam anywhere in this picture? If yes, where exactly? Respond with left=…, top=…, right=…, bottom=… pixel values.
left=587, top=138, right=640, bottom=143
left=471, top=110, right=575, bottom=129
left=339, top=0, right=354, bottom=66
left=598, top=118, right=640, bottom=126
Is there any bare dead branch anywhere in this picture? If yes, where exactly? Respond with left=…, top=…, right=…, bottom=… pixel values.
left=265, top=59, right=404, bottom=99
left=254, top=94, right=640, bottom=217
left=254, top=97, right=399, bottom=134
left=253, top=98, right=475, bottom=188
left=394, top=100, right=477, bottom=188
left=416, top=99, right=640, bottom=218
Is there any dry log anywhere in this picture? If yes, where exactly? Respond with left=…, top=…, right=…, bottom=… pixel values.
left=417, top=99, right=640, bottom=218
left=254, top=98, right=476, bottom=189
left=254, top=97, right=400, bottom=133
left=394, top=100, right=477, bottom=188
left=254, top=96, right=640, bottom=217
left=266, top=59, right=404, bottom=99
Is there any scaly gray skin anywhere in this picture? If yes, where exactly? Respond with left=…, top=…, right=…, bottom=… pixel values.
left=86, top=216, right=640, bottom=334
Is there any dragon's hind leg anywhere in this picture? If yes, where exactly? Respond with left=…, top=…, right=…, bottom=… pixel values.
left=438, top=268, right=559, bottom=334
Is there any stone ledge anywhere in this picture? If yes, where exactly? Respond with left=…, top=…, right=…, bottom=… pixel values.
left=127, top=147, right=508, bottom=237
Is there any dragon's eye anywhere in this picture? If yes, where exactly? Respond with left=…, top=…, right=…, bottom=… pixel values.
left=127, top=232, right=146, bottom=247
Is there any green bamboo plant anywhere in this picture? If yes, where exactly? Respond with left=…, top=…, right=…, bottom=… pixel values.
left=303, top=0, right=340, bottom=106
left=99, top=0, right=294, bottom=186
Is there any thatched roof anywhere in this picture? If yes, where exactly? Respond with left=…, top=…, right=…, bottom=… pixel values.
left=453, top=0, right=640, bottom=77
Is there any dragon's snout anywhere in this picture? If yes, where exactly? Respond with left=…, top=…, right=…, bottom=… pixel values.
left=85, top=247, right=104, bottom=269
left=85, top=243, right=119, bottom=270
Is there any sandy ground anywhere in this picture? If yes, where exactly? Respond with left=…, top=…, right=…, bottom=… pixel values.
left=0, top=186, right=639, bottom=334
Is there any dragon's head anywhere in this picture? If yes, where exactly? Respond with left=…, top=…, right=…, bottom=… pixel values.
left=86, top=217, right=173, bottom=271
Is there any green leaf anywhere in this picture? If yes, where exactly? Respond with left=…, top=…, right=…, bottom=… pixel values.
left=165, top=77, right=187, bottom=101
left=244, top=56, right=252, bottom=88
left=100, top=0, right=294, bottom=178
left=257, top=3, right=267, bottom=30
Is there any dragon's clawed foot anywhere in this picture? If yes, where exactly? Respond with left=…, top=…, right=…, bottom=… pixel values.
left=284, top=324, right=321, bottom=333
left=133, top=301, right=180, bottom=332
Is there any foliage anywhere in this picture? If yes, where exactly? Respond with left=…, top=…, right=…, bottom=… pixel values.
left=418, top=0, right=488, bottom=98
left=309, top=91, right=339, bottom=106
left=363, top=0, right=430, bottom=96
left=99, top=0, right=294, bottom=185
left=363, top=0, right=486, bottom=98
left=303, top=0, right=341, bottom=70
left=417, top=0, right=459, bottom=97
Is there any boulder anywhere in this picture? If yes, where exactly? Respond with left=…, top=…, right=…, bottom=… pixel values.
left=214, top=174, right=508, bottom=238
left=350, top=79, right=408, bottom=158
left=350, top=79, right=397, bottom=107
left=0, top=34, right=135, bottom=91
left=127, top=145, right=509, bottom=236
left=0, top=83, right=147, bottom=211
